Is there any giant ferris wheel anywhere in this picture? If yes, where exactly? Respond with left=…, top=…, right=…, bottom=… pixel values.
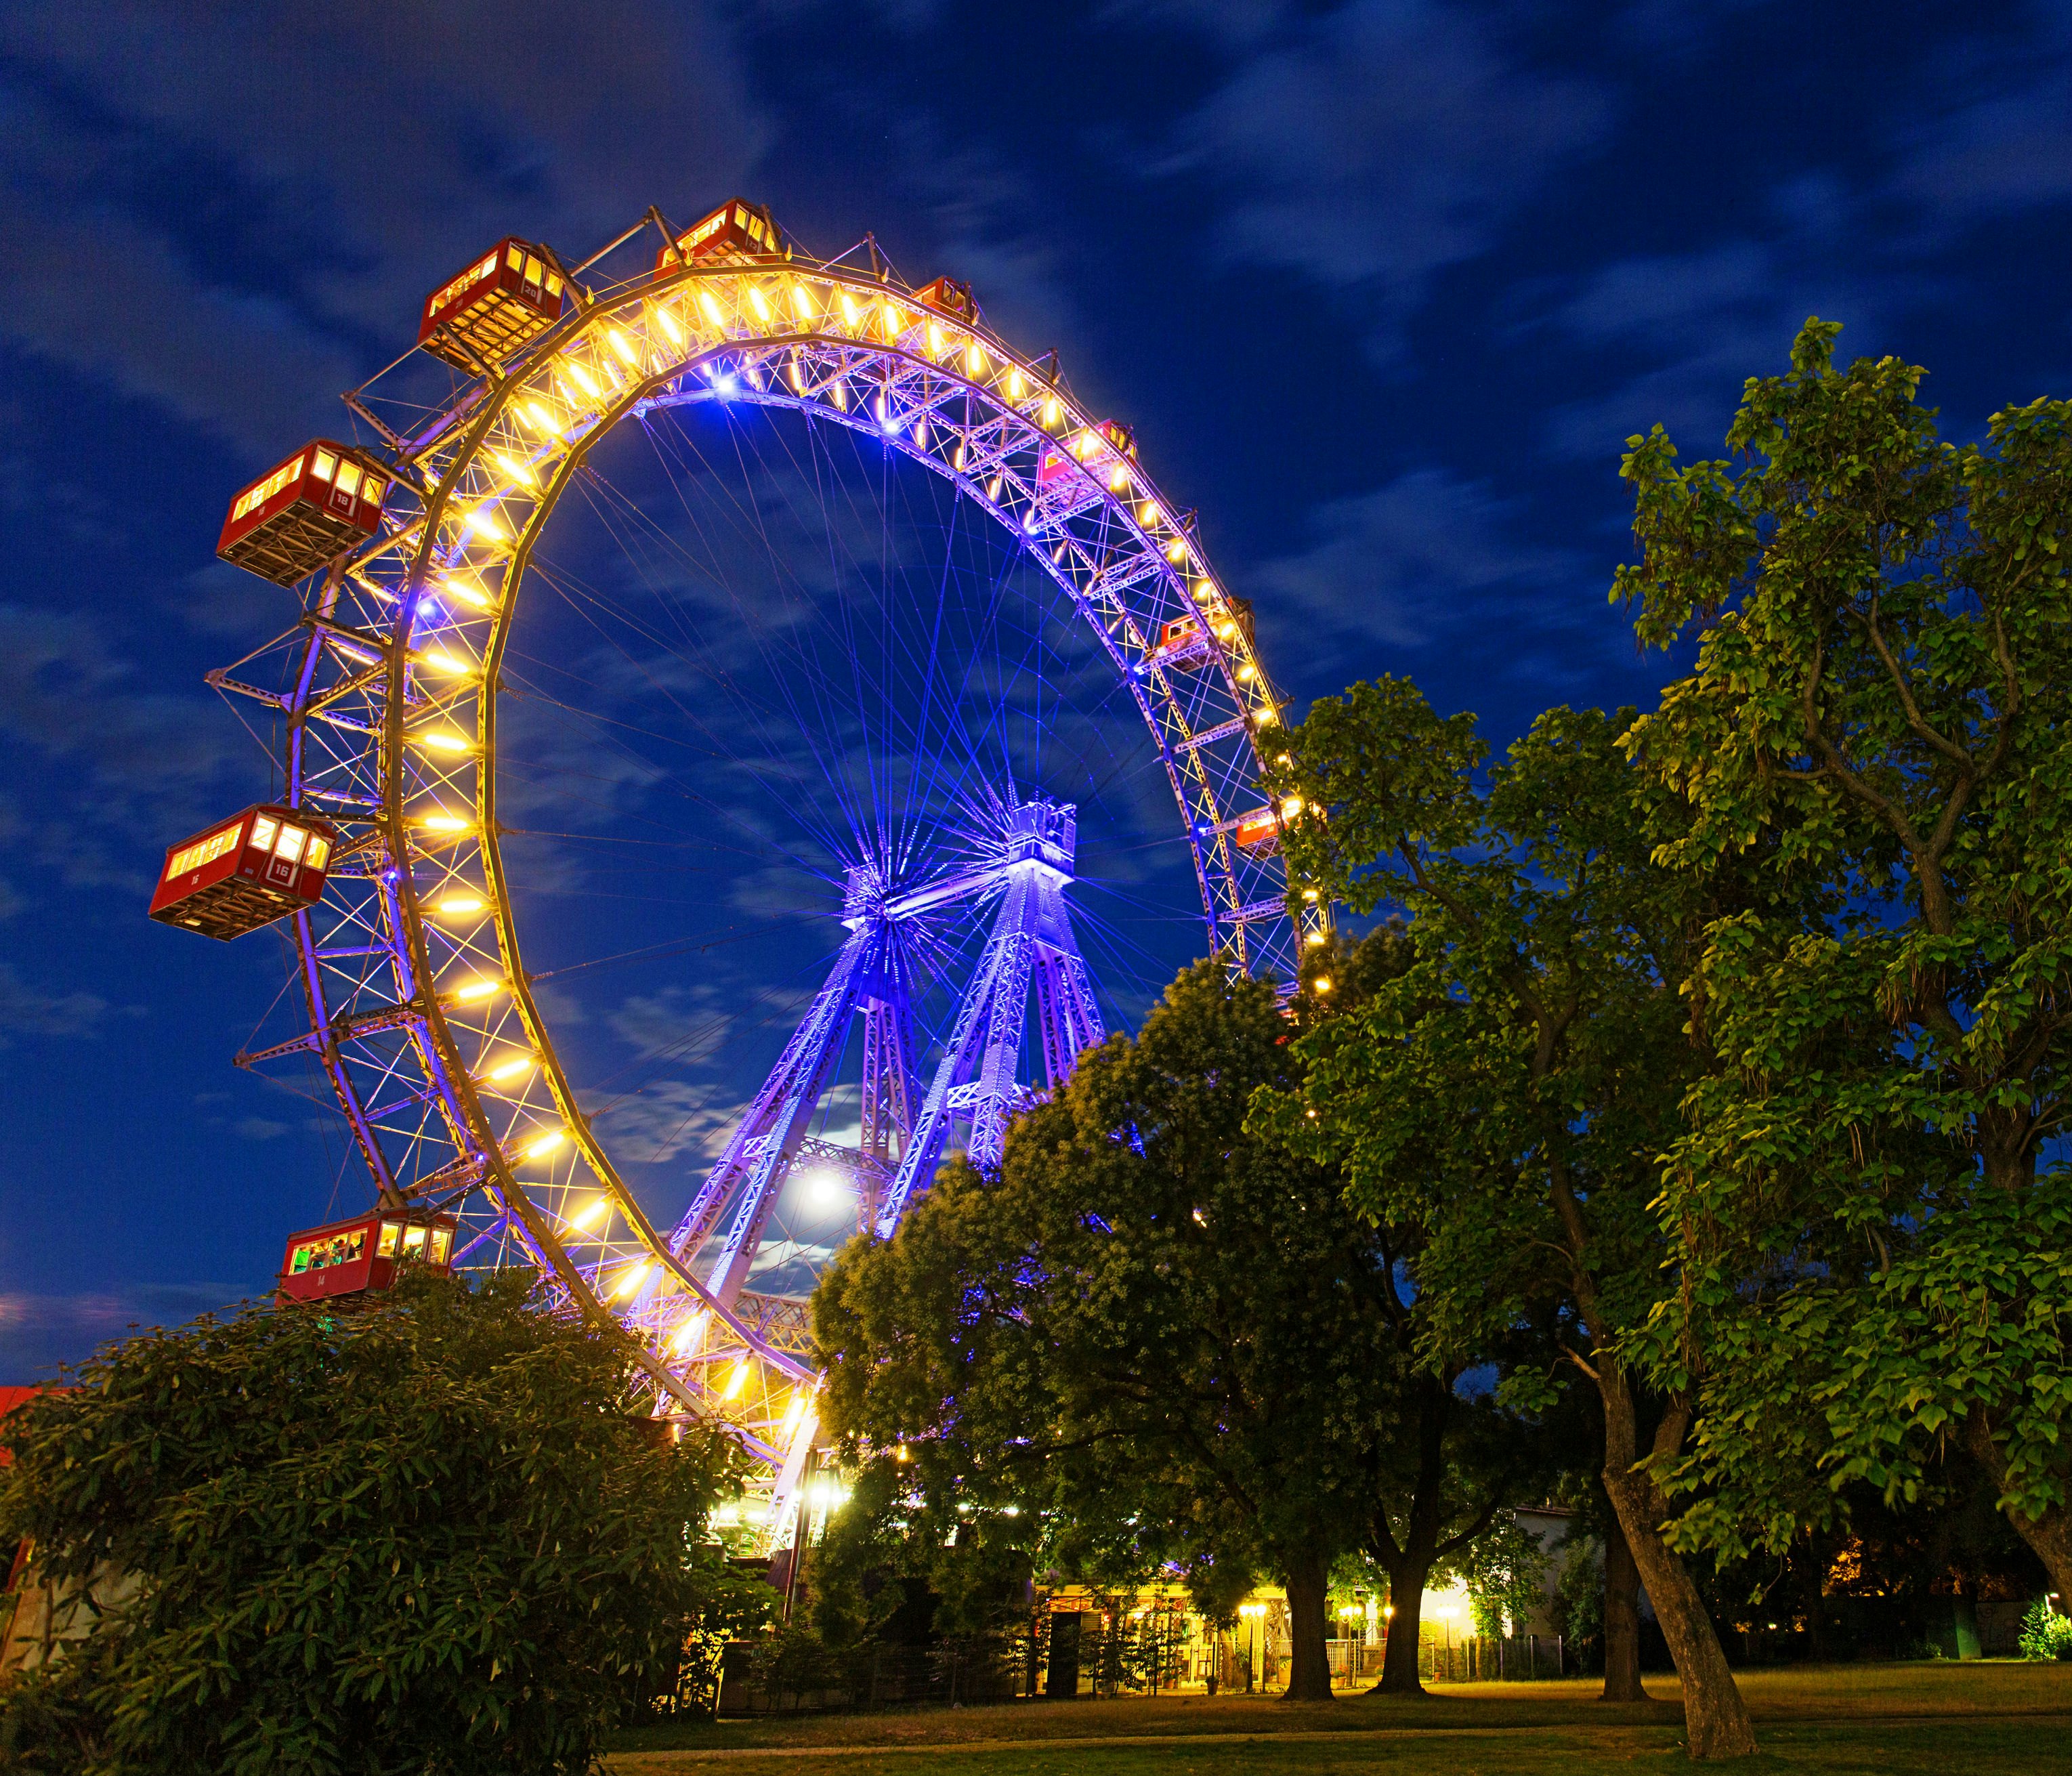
left=150, top=199, right=1325, bottom=1534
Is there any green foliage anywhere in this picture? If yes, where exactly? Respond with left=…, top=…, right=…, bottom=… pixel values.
left=1439, top=1517, right=1547, bottom=1640
left=2018, top=1599, right=2072, bottom=1660
left=1256, top=686, right=1708, bottom=1375
left=1552, top=1538, right=1604, bottom=1647
left=815, top=963, right=1419, bottom=1640
left=0, top=1271, right=763, bottom=1775
left=1615, top=319, right=2072, bottom=1580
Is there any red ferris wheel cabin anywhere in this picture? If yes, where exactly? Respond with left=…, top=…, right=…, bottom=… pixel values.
left=916, top=276, right=978, bottom=324
left=419, top=238, right=568, bottom=372
left=278, top=1211, right=457, bottom=1306
left=215, top=441, right=389, bottom=587
left=1231, top=807, right=1283, bottom=855
left=656, top=198, right=782, bottom=272
left=148, top=804, right=337, bottom=940
left=1038, top=419, right=1138, bottom=490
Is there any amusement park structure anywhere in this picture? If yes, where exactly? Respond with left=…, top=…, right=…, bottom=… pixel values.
left=152, top=198, right=1324, bottom=1544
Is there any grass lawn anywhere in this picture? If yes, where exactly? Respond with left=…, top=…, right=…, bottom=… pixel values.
left=607, top=1662, right=2072, bottom=1773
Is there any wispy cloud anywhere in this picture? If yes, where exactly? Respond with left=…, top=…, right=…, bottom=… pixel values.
left=0, top=1282, right=262, bottom=1383
left=1146, top=0, right=1614, bottom=359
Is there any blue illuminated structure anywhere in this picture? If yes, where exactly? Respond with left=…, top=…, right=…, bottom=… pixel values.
left=189, top=197, right=1328, bottom=1538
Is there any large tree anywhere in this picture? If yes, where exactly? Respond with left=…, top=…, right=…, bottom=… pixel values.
left=1613, top=320, right=2072, bottom=1601
left=816, top=961, right=1519, bottom=1702
left=0, top=1271, right=761, bottom=1775
left=1257, top=690, right=1760, bottom=1758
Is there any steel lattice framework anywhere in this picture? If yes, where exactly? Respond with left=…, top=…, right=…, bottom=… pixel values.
left=211, top=211, right=1323, bottom=1527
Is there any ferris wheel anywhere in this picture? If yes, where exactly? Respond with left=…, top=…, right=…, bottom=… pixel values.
left=150, top=199, right=1326, bottom=1529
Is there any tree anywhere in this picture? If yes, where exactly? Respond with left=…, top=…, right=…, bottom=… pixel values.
left=817, top=961, right=1518, bottom=1702
left=0, top=1271, right=763, bottom=1775
left=1257, top=688, right=1760, bottom=1758
left=1615, top=321, right=2072, bottom=1604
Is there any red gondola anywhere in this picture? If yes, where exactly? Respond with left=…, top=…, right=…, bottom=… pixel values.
left=1038, top=419, right=1139, bottom=490
left=147, top=805, right=337, bottom=940
left=656, top=198, right=782, bottom=272
left=216, top=441, right=390, bottom=587
left=278, top=1210, right=457, bottom=1306
left=1154, top=595, right=1255, bottom=669
left=418, top=238, right=569, bottom=372
left=1231, top=807, right=1282, bottom=854
left=916, top=276, right=978, bottom=323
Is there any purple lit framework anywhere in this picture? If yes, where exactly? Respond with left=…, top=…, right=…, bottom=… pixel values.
left=206, top=209, right=1324, bottom=1524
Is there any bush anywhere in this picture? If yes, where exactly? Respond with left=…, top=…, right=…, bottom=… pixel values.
left=2018, top=1599, right=2072, bottom=1661
left=0, top=1271, right=765, bottom=1774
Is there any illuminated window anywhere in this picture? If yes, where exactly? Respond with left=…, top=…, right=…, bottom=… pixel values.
left=274, top=824, right=307, bottom=862
left=377, top=1221, right=402, bottom=1258
left=403, top=1225, right=429, bottom=1256
left=360, top=477, right=385, bottom=511
left=249, top=815, right=279, bottom=852
left=303, top=834, right=331, bottom=871
left=230, top=455, right=304, bottom=522
left=507, top=243, right=524, bottom=270
left=334, top=461, right=362, bottom=499
left=312, top=449, right=337, bottom=482
left=545, top=271, right=564, bottom=298
left=429, top=1227, right=452, bottom=1264
left=524, top=254, right=543, bottom=284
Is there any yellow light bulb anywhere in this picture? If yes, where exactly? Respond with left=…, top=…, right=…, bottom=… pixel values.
left=839, top=291, right=862, bottom=328
left=491, top=451, right=534, bottom=489
left=451, top=976, right=502, bottom=1001
left=436, top=895, right=486, bottom=918
left=698, top=290, right=725, bottom=329
left=612, top=1261, right=652, bottom=1301
left=485, top=1053, right=533, bottom=1082
left=572, top=1196, right=612, bottom=1231
left=723, top=1361, right=750, bottom=1401
left=464, top=507, right=506, bottom=543
left=965, top=342, right=985, bottom=376
left=416, top=648, right=469, bottom=676
left=654, top=305, right=684, bottom=346
left=790, top=280, right=816, bottom=320
left=1282, top=796, right=1305, bottom=818
left=564, top=360, right=599, bottom=399
left=519, top=400, right=562, bottom=436
left=608, top=329, right=638, bottom=366
left=417, top=811, right=469, bottom=832
left=748, top=284, right=771, bottom=323
left=523, top=1129, right=566, bottom=1160
left=443, top=574, right=495, bottom=611
left=413, top=729, right=471, bottom=753
left=1009, top=369, right=1026, bottom=398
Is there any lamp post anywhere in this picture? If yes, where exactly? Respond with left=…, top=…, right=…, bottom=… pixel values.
left=1238, top=1601, right=1267, bottom=1694
left=1336, top=1604, right=1361, bottom=1687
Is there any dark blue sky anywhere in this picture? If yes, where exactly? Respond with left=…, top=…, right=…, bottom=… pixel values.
left=3, top=0, right=2068, bottom=1378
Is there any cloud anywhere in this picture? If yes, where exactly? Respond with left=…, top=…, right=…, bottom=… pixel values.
left=0, top=963, right=118, bottom=1045
left=1254, top=469, right=1582, bottom=654
left=0, top=1283, right=262, bottom=1382
left=0, top=602, right=247, bottom=885
left=1152, top=0, right=1615, bottom=356
left=1888, top=19, right=2072, bottom=228
left=0, top=0, right=771, bottom=452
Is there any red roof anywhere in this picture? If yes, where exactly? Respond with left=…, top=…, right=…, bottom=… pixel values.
left=0, top=1385, right=56, bottom=1466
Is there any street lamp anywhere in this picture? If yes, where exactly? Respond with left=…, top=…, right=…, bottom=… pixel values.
left=1238, top=1601, right=1268, bottom=1694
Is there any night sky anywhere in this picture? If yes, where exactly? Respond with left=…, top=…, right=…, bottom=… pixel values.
left=3, top=1, right=2068, bottom=1379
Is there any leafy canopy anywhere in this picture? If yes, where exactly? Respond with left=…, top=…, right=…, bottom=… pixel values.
left=0, top=1271, right=763, bottom=1776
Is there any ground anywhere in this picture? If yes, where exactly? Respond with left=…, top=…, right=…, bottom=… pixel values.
left=608, top=1663, right=2072, bottom=1773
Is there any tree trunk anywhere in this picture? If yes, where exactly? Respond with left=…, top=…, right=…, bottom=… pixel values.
left=1967, top=1410, right=2072, bottom=1601
left=1375, top=1556, right=1433, bottom=1695
left=1280, top=1547, right=1334, bottom=1701
left=1599, top=1366, right=1756, bottom=1760
left=1601, top=1502, right=1644, bottom=1701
